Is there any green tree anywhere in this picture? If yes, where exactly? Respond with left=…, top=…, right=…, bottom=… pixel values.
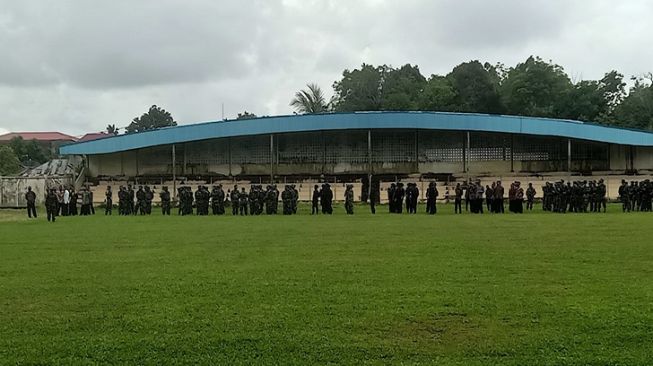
left=418, top=75, right=457, bottom=111
left=556, top=72, right=624, bottom=123
left=290, top=83, right=329, bottom=114
left=380, top=64, right=427, bottom=110
left=332, top=64, right=385, bottom=111
left=611, top=75, right=653, bottom=130
left=447, top=60, right=504, bottom=114
left=236, top=111, right=258, bottom=120
left=0, top=145, right=21, bottom=175
left=125, top=105, right=177, bottom=134
left=500, top=56, right=572, bottom=118
left=9, top=137, right=50, bottom=165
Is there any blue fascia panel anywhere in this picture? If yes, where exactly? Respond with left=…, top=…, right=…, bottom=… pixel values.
left=60, top=112, right=653, bottom=155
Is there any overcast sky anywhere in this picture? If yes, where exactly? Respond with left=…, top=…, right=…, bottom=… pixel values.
left=0, top=0, right=651, bottom=136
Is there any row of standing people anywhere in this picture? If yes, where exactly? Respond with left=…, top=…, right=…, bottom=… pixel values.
left=385, top=182, right=439, bottom=214
left=311, top=183, right=335, bottom=214
left=453, top=180, right=530, bottom=214
left=115, top=185, right=155, bottom=215
left=26, top=185, right=95, bottom=222
left=618, top=179, right=653, bottom=212
left=542, top=180, right=608, bottom=213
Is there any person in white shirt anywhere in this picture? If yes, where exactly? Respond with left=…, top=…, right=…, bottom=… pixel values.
left=63, top=188, right=70, bottom=216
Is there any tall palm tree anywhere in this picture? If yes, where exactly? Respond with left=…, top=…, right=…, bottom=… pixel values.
left=106, top=124, right=119, bottom=135
left=290, top=83, right=328, bottom=114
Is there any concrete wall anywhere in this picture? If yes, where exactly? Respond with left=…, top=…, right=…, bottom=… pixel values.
left=610, top=144, right=628, bottom=170
left=0, top=176, right=73, bottom=207
left=635, top=146, right=653, bottom=171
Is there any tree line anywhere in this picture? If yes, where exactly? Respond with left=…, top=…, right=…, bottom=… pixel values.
left=291, top=56, right=653, bottom=130
left=0, top=137, right=53, bottom=175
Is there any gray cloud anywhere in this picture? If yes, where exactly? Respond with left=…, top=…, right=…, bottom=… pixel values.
left=0, top=0, right=651, bottom=135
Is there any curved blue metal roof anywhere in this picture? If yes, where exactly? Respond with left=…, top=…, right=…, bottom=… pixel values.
left=60, top=111, right=653, bottom=155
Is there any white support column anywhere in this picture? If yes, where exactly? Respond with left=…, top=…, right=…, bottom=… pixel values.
left=270, top=134, right=274, bottom=182
left=466, top=131, right=471, bottom=173
left=567, top=139, right=572, bottom=173
left=368, top=129, right=372, bottom=202
left=172, top=144, right=176, bottom=200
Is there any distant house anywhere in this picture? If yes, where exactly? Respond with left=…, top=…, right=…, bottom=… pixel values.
left=78, top=132, right=112, bottom=143
left=0, top=132, right=78, bottom=155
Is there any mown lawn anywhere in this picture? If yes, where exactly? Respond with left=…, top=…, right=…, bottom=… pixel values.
left=1, top=204, right=652, bottom=365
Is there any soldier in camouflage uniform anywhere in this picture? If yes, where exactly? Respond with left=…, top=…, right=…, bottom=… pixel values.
left=344, top=184, right=354, bottom=215
left=239, top=187, right=249, bottom=216
left=160, top=186, right=171, bottom=215
left=525, top=183, right=536, bottom=211
left=105, top=186, right=113, bottom=215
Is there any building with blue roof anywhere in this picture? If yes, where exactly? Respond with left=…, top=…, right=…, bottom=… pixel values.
left=59, top=112, right=653, bottom=179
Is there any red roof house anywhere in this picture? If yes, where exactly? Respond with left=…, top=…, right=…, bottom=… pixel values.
left=78, top=132, right=112, bottom=142
left=0, top=132, right=77, bottom=142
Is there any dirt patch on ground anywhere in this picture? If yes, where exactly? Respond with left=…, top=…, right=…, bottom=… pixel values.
left=389, top=312, right=483, bottom=348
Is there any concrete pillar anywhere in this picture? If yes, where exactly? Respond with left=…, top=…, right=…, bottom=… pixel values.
left=270, top=134, right=274, bottom=182
left=368, top=129, right=372, bottom=201
left=567, top=139, right=572, bottom=173
left=228, top=138, right=232, bottom=177
left=172, top=144, right=176, bottom=200
left=464, top=131, right=471, bottom=173
left=182, top=144, right=187, bottom=175
left=510, top=134, right=514, bottom=173
left=322, top=131, right=327, bottom=175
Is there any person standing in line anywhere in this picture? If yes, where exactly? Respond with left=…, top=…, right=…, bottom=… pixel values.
left=526, top=183, right=536, bottom=211
left=160, top=186, right=171, bottom=215
left=45, top=188, right=58, bottom=222
left=425, top=182, right=437, bottom=215
left=344, top=184, right=354, bottom=215
left=311, top=185, right=320, bottom=215
left=62, top=187, right=70, bottom=216
left=239, top=187, right=249, bottom=216
left=69, top=188, right=78, bottom=216
left=495, top=181, right=505, bottom=213
left=89, top=187, right=95, bottom=215
left=25, top=186, right=37, bottom=218
left=369, top=182, right=378, bottom=214
left=56, top=186, right=64, bottom=216
left=105, top=186, right=113, bottom=215
left=454, top=183, right=463, bottom=214
left=230, top=185, right=239, bottom=216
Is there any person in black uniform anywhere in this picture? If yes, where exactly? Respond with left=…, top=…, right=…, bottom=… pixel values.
left=239, top=187, right=249, bottom=216
left=454, top=183, right=463, bottom=214
left=321, top=183, right=333, bottom=214
left=230, top=185, right=239, bottom=216
left=394, top=183, right=405, bottom=214
left=387, top=183, right=396, bottom=213
left=160, top=186, right=171, bottom=215
left=25, top=186, right=37, bottom=218
left=369, top=181, right=378, bottom=214
left=426, top=181, right=438, bottom=214
left=526, top=183, right=536, bottom=211
left=311, top=185, right=320, bottom=215
left=105, top=186, right=113, bottom=215
left=344, top=184, right=354, bottom=215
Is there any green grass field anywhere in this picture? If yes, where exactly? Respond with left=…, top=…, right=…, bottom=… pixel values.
left=1, top=204, right=652, bottom=365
